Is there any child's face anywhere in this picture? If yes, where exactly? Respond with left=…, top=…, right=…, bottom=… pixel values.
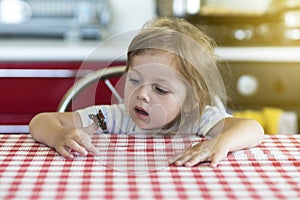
left=124, top=50, right=187, bottom=130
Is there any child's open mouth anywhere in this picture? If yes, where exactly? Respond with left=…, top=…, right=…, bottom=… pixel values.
left=134, top=106, right=149, bottom=118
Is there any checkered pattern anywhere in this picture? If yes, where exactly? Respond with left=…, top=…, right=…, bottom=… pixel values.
left=1, top=134, right=300, bottom=200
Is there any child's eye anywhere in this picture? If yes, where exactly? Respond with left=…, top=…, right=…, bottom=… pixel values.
left=129, top=78, right=140, bottom=83
left=127, top=71, right=141, bottom=84
left=128, top=75, right=141, bottom=84
left=155, top=85, right=169, bottom=94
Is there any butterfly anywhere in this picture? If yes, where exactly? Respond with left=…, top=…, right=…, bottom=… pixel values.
left=88, top=109, right=107, bottom=133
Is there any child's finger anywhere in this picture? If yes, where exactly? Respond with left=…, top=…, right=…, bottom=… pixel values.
left=183, top=153, right=209, bottom=167
left=210, top=154, right=220, bottom=168
left=80, top=137, right=98, bottom=155
left=66, top=139, right=88, bottom=157
left=75, top=129, right=98, bottom=155
left=56, top=146, right=74, bottom=159
left=173, top=150, right=196, bottom=166
left=168, top=151, right=184, bottom=164
left=209, top=151, right=227, bottom=168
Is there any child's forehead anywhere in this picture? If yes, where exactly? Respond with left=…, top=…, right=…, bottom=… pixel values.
left=129, top=59, right=188, bottom=87
left=128, top=64, right=188, bottom=91
left=131, top=49, right=179, bottom=69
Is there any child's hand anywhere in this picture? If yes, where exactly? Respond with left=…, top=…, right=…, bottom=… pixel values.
left=53, top=124, right=98, bottom=159
left=172, top=136, right=229, bottom=167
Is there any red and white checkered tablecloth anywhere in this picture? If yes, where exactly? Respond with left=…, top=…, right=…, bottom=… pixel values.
left=0, top=133, right=300, bottom=200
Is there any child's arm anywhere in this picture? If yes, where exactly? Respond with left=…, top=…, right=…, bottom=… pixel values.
left=173, top=117, right=264, bottom=167
left=29, top=112, right=98, bottom=158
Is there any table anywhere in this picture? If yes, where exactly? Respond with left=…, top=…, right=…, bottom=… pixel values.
left=1, top=134, right=300, bottom=200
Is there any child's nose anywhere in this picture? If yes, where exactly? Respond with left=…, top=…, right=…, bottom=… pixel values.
left=136, top=84, right=150, bottom=102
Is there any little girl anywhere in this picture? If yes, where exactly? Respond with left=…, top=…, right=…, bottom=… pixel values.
left=29, top=17, right=264, bottom=167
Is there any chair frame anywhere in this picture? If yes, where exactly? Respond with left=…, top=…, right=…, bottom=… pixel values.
left=57, top=66, right=126, bottom=112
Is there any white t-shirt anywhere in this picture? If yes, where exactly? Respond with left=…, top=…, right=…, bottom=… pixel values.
left=76, top=99, right=231, bottom=137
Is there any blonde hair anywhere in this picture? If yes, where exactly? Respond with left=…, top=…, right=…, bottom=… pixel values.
left=126, top=17, right=226, bottom=130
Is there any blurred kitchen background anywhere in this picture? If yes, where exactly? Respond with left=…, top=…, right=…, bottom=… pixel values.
left=1, top=0, right=300, bottom=44
left=1, top=0, right=300, bottom=134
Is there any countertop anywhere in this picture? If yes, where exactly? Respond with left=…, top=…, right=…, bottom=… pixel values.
left=1, top=39, right=300, bottom=62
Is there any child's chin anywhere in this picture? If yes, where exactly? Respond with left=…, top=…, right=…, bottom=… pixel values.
left=132, top=118, right=166, bottom=131
left=136, top=123, right=163, bottom=131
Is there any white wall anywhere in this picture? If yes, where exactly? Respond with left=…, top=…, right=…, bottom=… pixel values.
left=108, top=0, right=157, bottom=34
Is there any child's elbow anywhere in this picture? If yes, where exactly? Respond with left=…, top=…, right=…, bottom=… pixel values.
left=29, top=113, right=47, bottom=137
left=250, top=118, right=265, bottom=144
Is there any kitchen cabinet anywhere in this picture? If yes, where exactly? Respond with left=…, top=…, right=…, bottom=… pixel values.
left=0, top=39, right=129, bottom=132
left=0, top=61, right=125, bottom=128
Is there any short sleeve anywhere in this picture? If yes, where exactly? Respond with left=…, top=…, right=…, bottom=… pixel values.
left=196, top=96, right=232, bottom=137
left=76, top=104, right=133, bottom=134
left=76, top=105, right=101, bottom=128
